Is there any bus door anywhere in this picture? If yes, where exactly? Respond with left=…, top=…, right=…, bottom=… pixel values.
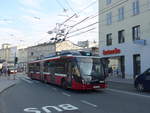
left=66, top=62, right=72, bottom=88
left=50, top=61, right=56, bottom=84
left=40, top=62, right=44, bottom=81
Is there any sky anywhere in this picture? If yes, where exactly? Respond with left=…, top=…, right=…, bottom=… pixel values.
left=0, top=0, right=98, bottom=48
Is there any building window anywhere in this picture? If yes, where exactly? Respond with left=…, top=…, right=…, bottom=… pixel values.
left=132, top=0, right=140, bottom=15
left=106, top=0, right=112, bottom=5
left=118, top=7, right=124, bottom=21
left=118, top=30, right=125, bottom=43
left=31, top=52, right=34, bottom=56
left=132, top=25, right=140, bottom=40
left=148, top=0, right=150, bottom=9
left=106, top=33, right=112, bottom=46
left=106, top=12, right=112, bottom=25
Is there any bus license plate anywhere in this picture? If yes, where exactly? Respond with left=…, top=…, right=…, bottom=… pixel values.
left=93, top=86, right=100, bottom=89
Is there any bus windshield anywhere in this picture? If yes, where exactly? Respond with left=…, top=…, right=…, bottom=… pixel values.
left=76, top=57, right=105, bottom=79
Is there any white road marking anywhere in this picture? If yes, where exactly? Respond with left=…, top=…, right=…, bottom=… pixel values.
left=62, top=92, right=71, bottom=97
left=52, top=88, right=57, bottom=91
left=22, top=78, right=33, bottom=84
left=107, top=88, right=150, bottom=98
left=80, top=100, right=97, bottom=108
left=24, top=104, right=79, bottom=113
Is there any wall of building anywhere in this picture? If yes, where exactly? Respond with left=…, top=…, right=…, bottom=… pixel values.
left=27, top=43, right=55, bottom=62
left=0, top=45, right=17, bottom=64
left=56, top=41, right=83, bottom=52
left=99, top=0, right=150, bottom=78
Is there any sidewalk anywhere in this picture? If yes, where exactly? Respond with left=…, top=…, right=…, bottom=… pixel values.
left=106, top=76, right=134, bottom=85
left=0, top=76, right=18, bottom=94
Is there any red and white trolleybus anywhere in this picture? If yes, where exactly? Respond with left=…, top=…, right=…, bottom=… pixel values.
left=27, top=52, right=108, bottom=90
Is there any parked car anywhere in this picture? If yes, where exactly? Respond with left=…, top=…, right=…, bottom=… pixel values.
left=134, top=68, right=150, bottom=91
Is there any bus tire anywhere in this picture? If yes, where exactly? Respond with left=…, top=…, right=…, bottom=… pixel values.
left=44, top=76, right=48, bottom=83
left=61, top=79, right=67, bottom=89
left=30, top=75, right=33, bottom=80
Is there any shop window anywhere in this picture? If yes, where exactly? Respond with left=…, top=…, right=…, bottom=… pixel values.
left=118, top=30, right=125, bottom=43
left=132, top=25, right=140, bottom=40
left=106, top=33, right=112, bottom=46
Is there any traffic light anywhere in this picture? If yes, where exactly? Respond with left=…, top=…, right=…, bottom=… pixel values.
left=14, top=57, right=18, bottom=64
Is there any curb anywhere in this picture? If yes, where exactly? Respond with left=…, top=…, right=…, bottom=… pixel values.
left=0, top=83, right=16, bottom=95
left=107, top=80, right=134, bottom=85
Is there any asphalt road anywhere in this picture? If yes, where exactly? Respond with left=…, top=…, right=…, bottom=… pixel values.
left=0, top=76, right=150, bottom=113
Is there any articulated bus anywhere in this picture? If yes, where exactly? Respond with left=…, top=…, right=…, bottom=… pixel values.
left=28, top=54, right=108, bottom=90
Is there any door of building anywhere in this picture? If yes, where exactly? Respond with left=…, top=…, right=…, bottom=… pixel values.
left=120, top=56, right=125, bottom=78
left=133, top=54, right=141, bottom=78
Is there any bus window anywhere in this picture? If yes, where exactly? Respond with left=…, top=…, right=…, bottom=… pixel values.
left=72, top=63, right=81, bottom=83
left=44, top=61, right=55, bottom=74
left=44, top=61, right=48, bottom=72
left=72, top=65, right=80, bottom=77
left=55, top=61, right=66, bottom=74
left=35, top=63, right=40, bottom=72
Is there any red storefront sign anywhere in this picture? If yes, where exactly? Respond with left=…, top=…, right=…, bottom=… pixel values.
left=103, top=48, right=121, bottom=55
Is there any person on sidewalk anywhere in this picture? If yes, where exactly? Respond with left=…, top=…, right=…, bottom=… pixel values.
left=2, top=67, right=7, bottom=77
left=108, top=67, right=113, bottom=77
left=7, top=68, right=11, bottom=80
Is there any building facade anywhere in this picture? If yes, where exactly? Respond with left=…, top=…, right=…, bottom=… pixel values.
left=27, top=42, right=55, bottom=62
left=99, top=0, right=150, bottom=79
left=17, top=48, right=28, bottom=72
left=27, top=41, right=83, bottom=62
left=0, top=44, right=17, bottom=65
left=56, top=41, right=83, bottom=52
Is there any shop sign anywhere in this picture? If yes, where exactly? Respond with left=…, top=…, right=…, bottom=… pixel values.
left=103, top=48, right=121, bottom=55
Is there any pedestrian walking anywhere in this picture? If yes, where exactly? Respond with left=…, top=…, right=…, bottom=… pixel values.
left=108, top=67, right=113, bottom=77
left=7, top=68, right=11, bottom=80
left=2, top=67, right=7, bottom=77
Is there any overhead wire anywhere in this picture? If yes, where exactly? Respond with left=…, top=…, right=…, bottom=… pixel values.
left=69, top=22, right=98, bottom=34
left=50, top=0, right=132, bottom=42
left=55, top=0, right=67, bottom=11
left=67, top=2, right=150, bottom=40
left=64, top=0, right=77, bottom=14
left=67, top=27, right=96, bottom=38
left=63, top=0, right=139, bottom=36
left=76, top=0, right=97, bottom=15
